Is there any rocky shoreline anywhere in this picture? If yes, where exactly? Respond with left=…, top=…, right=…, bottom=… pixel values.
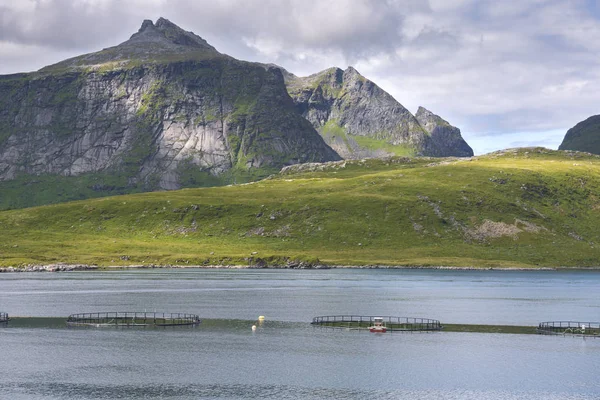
left=1, top=263, right=597, bottom=273
left=0, top=264, right=100, bottom=273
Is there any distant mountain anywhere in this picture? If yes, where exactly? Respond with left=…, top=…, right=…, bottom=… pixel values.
left=282, top=66, right=473, bottom=158
left=0, top=18, right=340, bottom=209
left=0, top=18, right=473, bottom=210
left=559, top=115, right=600, bottom=154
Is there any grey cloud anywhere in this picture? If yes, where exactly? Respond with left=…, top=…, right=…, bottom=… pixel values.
left=167, top=0, right=411, bottom=62
left=0, top=0, right=141, bottom=50
left=0, top=0, right=409, bottom=60
left=0, top=0, right=599, bottom=152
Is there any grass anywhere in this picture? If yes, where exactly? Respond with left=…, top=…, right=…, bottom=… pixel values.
left=352, top=134, right=415, bottom=156
left=1, top=148, right=600, bottom=268
left=320, top=120, right=416, bottom=157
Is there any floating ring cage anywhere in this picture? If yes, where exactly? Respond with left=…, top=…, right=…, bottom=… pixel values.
left=537, top=321, right=600, bottom=337
left=67, top=312, right=201, bottom=327
left=0, top=312, right=8, bottom=324
left=311, top=315, right=442, bottom=332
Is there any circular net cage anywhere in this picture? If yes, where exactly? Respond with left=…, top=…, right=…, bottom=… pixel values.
left=311, top=315, right=442, bottom=332
left=67, top=312, right=201, bottom=327
left=537, top=321, right=600, bottom=337
left=0, top=312, right=8, bottom=324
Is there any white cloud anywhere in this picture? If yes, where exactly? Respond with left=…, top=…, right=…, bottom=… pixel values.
left=0, top=0, right=599, bottom=152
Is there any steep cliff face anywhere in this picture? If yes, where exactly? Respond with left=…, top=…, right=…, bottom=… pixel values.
left=0, top=17, right=475, bottom=210
left=283, top=66, right=473, bottom=158
left=415, top=107, right=474, bottom=157
left=0, top=18, right=339, bottom=197
left=559, top=115, right=600, bottom=155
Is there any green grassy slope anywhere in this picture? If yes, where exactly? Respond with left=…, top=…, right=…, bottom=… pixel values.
left=1, top=148, right=599, bottom=268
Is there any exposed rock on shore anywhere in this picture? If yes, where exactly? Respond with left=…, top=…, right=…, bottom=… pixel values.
left=0, top=264, right=98, bottom=273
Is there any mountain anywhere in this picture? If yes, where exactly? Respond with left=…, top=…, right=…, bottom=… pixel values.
left=0, top=18, right=473, bottom=210
left=282, top=66, right=473, bottom=158
left=0, top=18, right=340, bottom=208
left=559, top=115, right=600, bottom=154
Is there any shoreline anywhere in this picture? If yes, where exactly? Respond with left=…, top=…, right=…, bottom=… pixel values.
left=1, top=263, right=600, bottom=273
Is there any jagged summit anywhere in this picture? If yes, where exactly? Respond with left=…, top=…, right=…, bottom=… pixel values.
left=41, top=18, right=223, bottom=72
left=281, top=64, right=473, bottom=158
left=415, top=106, right=473, bottom=157
left=129, top=18, right=217, bottom=52
left=415, top=106, right=450, bottom=133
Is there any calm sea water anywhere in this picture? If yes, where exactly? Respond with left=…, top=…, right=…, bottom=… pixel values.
left=1, top=269, right=599, bottom=399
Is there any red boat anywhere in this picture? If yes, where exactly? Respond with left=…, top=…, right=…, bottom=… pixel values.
left=369, top=317, right=387, bottom=333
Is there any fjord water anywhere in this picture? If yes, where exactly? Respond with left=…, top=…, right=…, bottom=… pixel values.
left=1, top=269, right=599, bottom=399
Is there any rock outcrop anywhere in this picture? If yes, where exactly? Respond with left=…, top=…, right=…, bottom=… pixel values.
left=282, top=66, right=473, bottom=159
left=559, top=115, right=600, bottom=155
left=0, top=18, right=340, bottom=193
left=0, top=17, right=473, bottom=210
left=415, top=107, right=473, bottom=157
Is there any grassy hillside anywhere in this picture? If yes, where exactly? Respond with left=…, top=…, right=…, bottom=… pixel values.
left=1, top=148, right=599, bottom=268
left=0, top=166, right=275, bottom=211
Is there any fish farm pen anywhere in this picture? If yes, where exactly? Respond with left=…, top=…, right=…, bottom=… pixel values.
left=537, top=321, right=600, bottom=337
left=311, top=315, right=442, bottom=332
left=66, top=312, right=201, bottom=327
left=0, top=312, right=8, bottom=324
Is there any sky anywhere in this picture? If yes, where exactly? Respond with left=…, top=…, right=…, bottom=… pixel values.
left=1, top=0, right=599, bottom=155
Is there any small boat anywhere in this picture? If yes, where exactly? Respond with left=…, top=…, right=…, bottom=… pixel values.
left=369, top=317, right=387, bottom=333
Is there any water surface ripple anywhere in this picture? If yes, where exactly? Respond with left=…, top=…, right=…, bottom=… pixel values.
left=1, top=269, right=599, bottom=399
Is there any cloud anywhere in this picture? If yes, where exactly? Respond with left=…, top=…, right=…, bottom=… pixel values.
left=467, top=129, right=567, bottom=155
left=0, top=0, right=140, bottom=49
left=0, top=0, right=599, bottom=152
left=0, top=0, right=408, bottom=57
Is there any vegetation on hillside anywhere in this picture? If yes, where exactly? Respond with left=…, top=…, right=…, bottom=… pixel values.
left=1, top=148, right=599, bottom=268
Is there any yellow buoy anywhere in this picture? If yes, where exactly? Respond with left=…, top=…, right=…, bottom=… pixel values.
left=258, top=316, right=265, bottom=321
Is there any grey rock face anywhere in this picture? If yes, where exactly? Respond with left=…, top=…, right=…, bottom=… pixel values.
left=559, top=115, right=600, bottom=155
left=0, top=17, right=471, bottom=208
left=0, top=19, right=340, bottom=191
left=283, top=66, right=472, bottom=158
left=415, top=107, right=473, bottom=157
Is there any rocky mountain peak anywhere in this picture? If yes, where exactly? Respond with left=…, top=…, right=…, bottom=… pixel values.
left=416, top=106, right=433, bottom=118
left=41, top=17, right=221, bottom=72
left=343, top=66, right=360, bottom=77
left=139, top=19, right=155, bottom=32
left=415, top=106, right=451, bottom=134
left=127, top=17, right=217, bottom=52
left=283, top=62, right=474, bottom=159
left=415, top=106, right=473, bottom=157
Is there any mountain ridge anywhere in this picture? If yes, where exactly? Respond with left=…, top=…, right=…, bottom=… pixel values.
left=280, top=65, right=473, bottom=158
left=0, top=18, right=340, bottom=200
left=0, top=17, right=472, bottom=210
